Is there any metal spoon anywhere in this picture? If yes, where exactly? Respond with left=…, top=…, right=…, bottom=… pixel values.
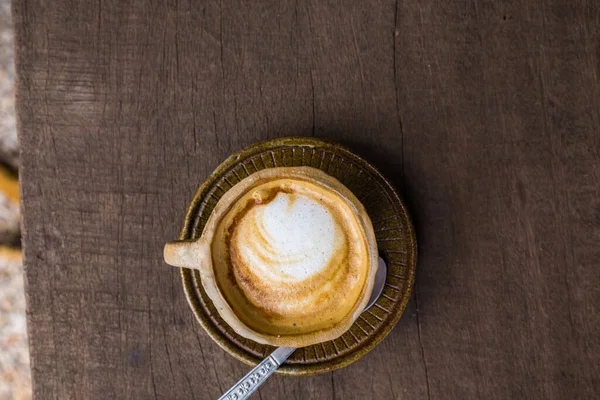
left=219, top=257, right=388, bottom=400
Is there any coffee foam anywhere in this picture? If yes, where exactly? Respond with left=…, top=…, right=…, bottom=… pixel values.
left=234, top=192, right=344, bottom=283
left=212, top=178, right=369, bottom=335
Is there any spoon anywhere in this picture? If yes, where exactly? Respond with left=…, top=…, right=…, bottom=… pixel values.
left=219, top=257, right=388, bottom=400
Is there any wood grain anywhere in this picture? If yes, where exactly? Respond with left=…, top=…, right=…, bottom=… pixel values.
left=12, top=0, right=600, bottom=398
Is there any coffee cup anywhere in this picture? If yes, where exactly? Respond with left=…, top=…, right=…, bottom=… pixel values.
left=164, top=166, right=378, bottom=347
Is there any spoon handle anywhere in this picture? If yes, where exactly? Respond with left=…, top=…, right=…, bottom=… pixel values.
left=219, top=347, right=296, bottom=400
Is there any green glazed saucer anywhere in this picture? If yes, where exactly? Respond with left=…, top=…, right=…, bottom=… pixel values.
left=179, top=137, right=417, bottom=376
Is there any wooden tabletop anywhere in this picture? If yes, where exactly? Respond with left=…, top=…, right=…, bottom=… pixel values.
left=13, top=0, right=600, bottom=398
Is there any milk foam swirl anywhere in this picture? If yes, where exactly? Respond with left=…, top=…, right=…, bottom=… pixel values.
left=212, top=178, right=369, bottom=335
left=234, top=192, right=345, bottom=283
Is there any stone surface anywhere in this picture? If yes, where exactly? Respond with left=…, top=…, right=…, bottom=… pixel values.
left=0, top=0, right=29, bottom=399
left=0, top=0, right=17, bottom=170
left=0, top=248, right=29, bottom=400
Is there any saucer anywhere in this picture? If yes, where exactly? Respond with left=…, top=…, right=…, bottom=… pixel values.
left=179, top=137, right=417, bottom=376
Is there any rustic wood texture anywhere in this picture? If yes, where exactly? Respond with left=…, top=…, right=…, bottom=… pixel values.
left=12, top=0, right=600, bottom=398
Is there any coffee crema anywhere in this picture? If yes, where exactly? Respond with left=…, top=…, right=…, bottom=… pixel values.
left=211, top=178, right=369, bottom=336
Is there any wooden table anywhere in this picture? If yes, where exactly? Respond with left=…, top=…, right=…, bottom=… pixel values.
left=13, top=0, right=600, bottom=398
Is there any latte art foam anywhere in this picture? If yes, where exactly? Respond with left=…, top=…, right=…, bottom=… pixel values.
left=212, top=178, right=369, bottom=335
left=234, top=193, right=345, bottom=283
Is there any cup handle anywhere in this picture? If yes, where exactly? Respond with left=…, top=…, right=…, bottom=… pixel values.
left=164, top=239, right=210, bottom=270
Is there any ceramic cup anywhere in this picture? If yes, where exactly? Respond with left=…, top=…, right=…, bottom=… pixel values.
left=164, top=166, right=378, bottom=348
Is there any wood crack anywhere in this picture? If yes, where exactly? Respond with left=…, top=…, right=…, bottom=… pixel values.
left=414, top=291, right=431, bottom=400
left=331, top=371, right=336, bottom=399
left=148, top=298, right=158, bottom=400
left=393, top=0, right=405, bottom=179
left=310, top=69, right=315, bottom=137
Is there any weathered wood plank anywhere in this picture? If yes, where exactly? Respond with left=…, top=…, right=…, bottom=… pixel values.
left=12, top=0, right=600, bottom=398
left=396, top=1, right=600, bottom=398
